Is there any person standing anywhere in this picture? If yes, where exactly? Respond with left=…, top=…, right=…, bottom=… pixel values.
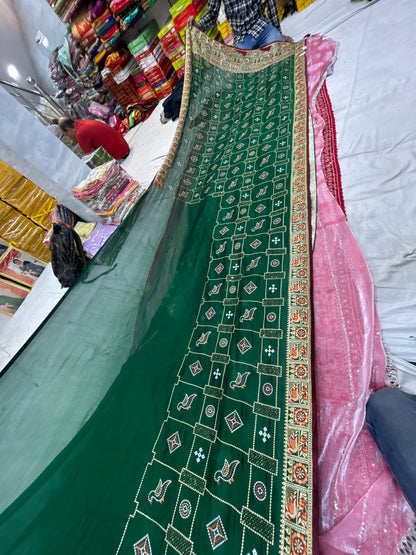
left=58, top=117, right=130, bottom=161
left=188, top=0, right=292, bottom=49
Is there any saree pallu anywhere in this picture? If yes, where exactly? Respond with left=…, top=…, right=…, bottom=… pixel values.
left=117, top=29, right=315, bottom=554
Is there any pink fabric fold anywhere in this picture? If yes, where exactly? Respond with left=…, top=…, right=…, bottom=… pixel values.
left=305, top=35, right=414, bottom=553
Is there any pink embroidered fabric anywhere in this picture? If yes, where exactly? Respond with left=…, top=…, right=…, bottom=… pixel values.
left=306, top=36, right=414, bottom=553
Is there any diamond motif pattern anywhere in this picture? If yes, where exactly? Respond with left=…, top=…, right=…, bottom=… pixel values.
left=244, top=281, right=257, bottom=295
left=237, top=337, right=252, bottom=354
left=224, top=410, right=243, bottom=433
left=189, top=360, right=203, bottom=376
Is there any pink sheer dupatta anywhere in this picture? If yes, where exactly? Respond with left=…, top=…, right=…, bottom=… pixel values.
left=306, top=35, right=414, bottom=553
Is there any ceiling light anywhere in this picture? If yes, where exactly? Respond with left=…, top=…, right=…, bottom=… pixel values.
left=7, top=65, right=19, bottom=80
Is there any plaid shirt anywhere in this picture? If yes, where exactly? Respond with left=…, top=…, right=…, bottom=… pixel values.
left=198, top=0, right=281, bottom=46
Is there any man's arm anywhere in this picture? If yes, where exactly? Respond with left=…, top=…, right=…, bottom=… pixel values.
left=195, top=0, right=222, bottom=33
left=265, top=0, right=282, bottom=31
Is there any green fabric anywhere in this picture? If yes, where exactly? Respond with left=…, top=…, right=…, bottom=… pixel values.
left=0, top=30, right=314, bottom=555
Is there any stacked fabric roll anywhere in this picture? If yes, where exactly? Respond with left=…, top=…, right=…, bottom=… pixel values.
left=134, top=38, right=175, bottom=92
left=73, top=161, right=147, bottom=225
left=138, top=0, right=156, bottom=11
left=216, top=5, right=233, bottom=45
left=49, top=50, right=90, bottom=119
left=127, top=19, right=160, bottom=56
left=131, top=67, right=154, bottom=101
left=101, top=68, right=139, bottom=109
left=128, top=21, right=177, bottom=99
left=169, top=0, right=207, bottom=43
left=158, top=20, right=186, bottom=79
left=71, top=9, right=103, bottom=62
left=50, top=31, right=113, bottom=120
left=47, top=0, right=82, bottom=23
left=72, top=10, right=98, bottom=58
left=103, top=50, right=143, bottom=108
left=52, top=204, right=78, bottom=227
left=110, top=0, right=143, bottom=32
left=90, top=6, right=121, bottom=49
left=105, top=50, right=139, bottom=84
left=81, top=222, right=117, bottom=259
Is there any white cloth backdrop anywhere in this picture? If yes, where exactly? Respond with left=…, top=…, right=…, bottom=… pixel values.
left=284, top=0, right=416, bottom=392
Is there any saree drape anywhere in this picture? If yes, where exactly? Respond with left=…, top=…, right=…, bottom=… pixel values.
left=118, top=29, right=315, bottom=554
left=0, top=29, right=315, bottom=554
left=1, top=27, right=413, bottom=555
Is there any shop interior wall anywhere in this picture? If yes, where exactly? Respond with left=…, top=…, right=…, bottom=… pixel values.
left=138, top=0, right=177, bottom=30
left=2, top=0, right=176, bottom=96
left=0, top=0, right=66, bottom=93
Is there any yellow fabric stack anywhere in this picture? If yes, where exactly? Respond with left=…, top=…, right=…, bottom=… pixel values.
left=0, top=203, right=51, bottom=263
left=0, top=161, right=54, bottom=263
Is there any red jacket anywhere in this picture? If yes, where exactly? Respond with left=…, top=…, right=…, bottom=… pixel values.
left=75, top=119, right=129, bottom=160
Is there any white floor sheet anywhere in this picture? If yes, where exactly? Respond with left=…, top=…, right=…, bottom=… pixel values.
left=1, top=0, right=415, bottom=390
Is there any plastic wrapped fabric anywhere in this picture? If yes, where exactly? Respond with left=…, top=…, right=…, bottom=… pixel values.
left=82, top=146, right=114, bottom=169
left=73, top=222, right=96, bottom=243
left=52, top=204, right=78, bottom=228
left=0, top=202, right=51, bottom=263
left=0, top=161, right=22, bottom=193
left=0, top=162, right=55, bottom=230
left=81, top=221, right=116, bottom=258
left=72, top=160, right=119, bottom=199
left=88, top=100, right=112, bottom=119
left=73, top=161, right=146, bottom=224
left=89, top=0, right=107, bottom=21
left=1, top=179, right=55, bottom=230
